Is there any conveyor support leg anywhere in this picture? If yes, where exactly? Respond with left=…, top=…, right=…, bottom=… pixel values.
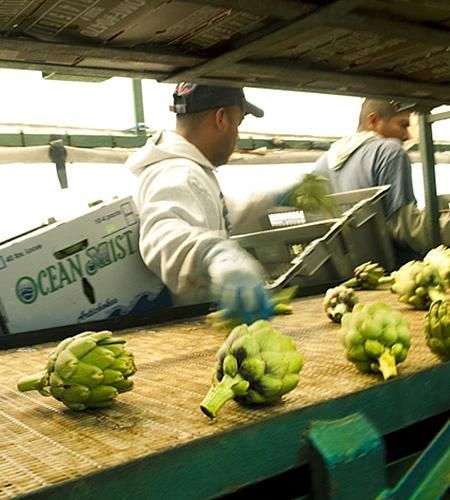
left=307, top=413, right=386, bottom=499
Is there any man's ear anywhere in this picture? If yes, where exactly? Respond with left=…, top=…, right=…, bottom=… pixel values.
left=214, top=107, right=227, bottom=131
left=366, top=111, right=380, bottom=130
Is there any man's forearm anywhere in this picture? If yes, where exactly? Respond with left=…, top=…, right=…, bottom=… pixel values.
left=386, top=203, right=450, bottom=253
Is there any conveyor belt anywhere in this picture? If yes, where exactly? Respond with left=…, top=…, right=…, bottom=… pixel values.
left=0, top=289, right=446, bottom=498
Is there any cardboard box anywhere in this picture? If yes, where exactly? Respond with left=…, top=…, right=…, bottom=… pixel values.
left=0, top=197, right=170, bottom=334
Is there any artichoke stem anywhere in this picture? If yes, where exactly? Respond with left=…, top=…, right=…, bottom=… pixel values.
left=273, top=303, right=293, bottom=315
left=200, top=375, right=239, bottom=419
left=17, top=372, right=47, bottom=392
left=378, top=351, right=397, bottom=381
left=272, top=286, right=298, bottom=304
left=342, top=277, right=358, bottom=288
left=379, top=275, right=394, bottom=286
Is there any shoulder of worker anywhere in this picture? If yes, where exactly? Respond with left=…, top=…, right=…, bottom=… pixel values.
left=126, top=130, right=214, bottom=177
left=363, top=137, right=409, bottom=159
left=137, top=158, right=220, bottom=207
left=313, top=150, right=330, bottom=173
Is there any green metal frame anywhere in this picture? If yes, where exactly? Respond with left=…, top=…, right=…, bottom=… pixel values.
left=17, top=363, right=450, bottom=500
left=418, top=113, right=441, bottom=247
left=0, top=132, right=449, bottom=152
left=0, top=132, right=147, bottom=148
left=132, top=79, right=147, bottom=135
left=378, top=420, right=450, bottom=500
left=428, top=111, right=450, bottom=124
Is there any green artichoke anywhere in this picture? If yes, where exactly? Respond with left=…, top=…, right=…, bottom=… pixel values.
left=391, top=260, right=446, bottom=310
left=323, top=285, right=358, bottom=323
left=342, top=261, right=393, bottom=290
left=339, top=302, right=411, bottom=380
left=425, top=300, right=450, bottom=361
left=424, top=245, right=450, bottom=288
left=278, top=173, right=338, bottom=217
left=17, top=330, right=136, bottom=410
left=200, top=320, right=304, bottom=418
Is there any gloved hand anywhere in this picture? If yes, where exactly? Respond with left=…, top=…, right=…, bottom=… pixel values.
left=274, top=188, right=296, bottom=207
left=274, top=173, right=331, bottom=209
left=205, top=242, right=273, bottom=325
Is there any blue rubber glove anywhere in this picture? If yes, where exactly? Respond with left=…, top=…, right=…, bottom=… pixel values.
left=274, top=188, right=296, bottom=207
left=205, top=243, right=273, bottom=325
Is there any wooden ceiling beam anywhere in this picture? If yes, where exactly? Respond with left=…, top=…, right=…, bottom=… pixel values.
left=0, top=38, right=204, bottom=67
left=205, top=60, right=449, bottom=106
left=184, top=0, right=315, bottom=21
left=0, top=59, right=166, bottom=81
left=367, top=0, right=450, bottom=14
left=189, top=75, right=440, bottom=108
left=195, top=76, right=442, bottom=109
left=242, top=60, right=450, bottom=96
left=330, top=13, right=450, bottom=47
left=163, top=0, right=364, bottom=82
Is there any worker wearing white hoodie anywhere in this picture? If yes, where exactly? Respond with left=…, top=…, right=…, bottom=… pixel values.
left=126, top=83, right=273, bottom=324
left=314, top=98, right=450, bottom=265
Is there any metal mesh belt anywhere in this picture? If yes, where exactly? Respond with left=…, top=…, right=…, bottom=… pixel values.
left=0, top=289, right=441, bottom=498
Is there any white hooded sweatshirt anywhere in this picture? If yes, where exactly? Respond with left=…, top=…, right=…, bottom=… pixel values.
left=127, top=130, right=244, bottom=302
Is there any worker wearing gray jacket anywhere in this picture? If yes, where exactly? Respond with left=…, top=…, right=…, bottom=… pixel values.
left=314, top=98, right=450, bottom=265
left=127, top=83, right=273, bottom=324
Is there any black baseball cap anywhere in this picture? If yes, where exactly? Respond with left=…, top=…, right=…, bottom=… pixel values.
left=171, top=82, right=264, bottom=117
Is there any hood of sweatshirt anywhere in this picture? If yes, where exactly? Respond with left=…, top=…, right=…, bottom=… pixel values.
left=126, top=130, right=214, bottom=176
left=327, top=131, right=381, bottom=171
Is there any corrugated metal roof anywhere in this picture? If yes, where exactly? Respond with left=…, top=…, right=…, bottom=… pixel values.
left=0, top=0, right=449, bottom=107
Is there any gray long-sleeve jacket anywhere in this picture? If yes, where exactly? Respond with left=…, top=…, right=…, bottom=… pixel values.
left=314, top=132, right=450, bottom=263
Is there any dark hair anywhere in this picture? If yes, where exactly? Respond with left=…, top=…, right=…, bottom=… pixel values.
left=357, top=99, right=410, bottom=130
left=176, top=106, right=236, bottom=130
left=176, top=109, right=211, bottom=129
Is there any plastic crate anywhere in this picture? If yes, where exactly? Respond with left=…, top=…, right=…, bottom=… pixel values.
left=331, top=186, right=396, bottom=271
left=264, top=185, right=396, bottom=273
left=233, top=218, right=354, bottom=293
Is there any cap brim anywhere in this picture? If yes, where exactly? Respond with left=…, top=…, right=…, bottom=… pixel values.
left=390, top=100, right=417, bottom=113
left=396, top=103, right=417, bottom=113
left=243, top=100, right=264, bottom=118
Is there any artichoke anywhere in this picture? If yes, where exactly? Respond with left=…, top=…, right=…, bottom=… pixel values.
left=342, top=261, right=393, bottom=290
left=425, top=300, right=450, bottom=361
left=391, top=260, right=446, bottom=310
left=424, top=245, right=450, bottom=288
left=339, top=302, right=411, bottom=380
left=200, top=320, right=304, bottom=418
left=278, top=173, right=338, bottom=217
left=323, top=285, right=358, bottom=323
left=17, top=330, right=136, bottom=410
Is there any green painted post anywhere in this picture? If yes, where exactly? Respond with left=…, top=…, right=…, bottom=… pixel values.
left=418, top=112, right=441, bottom=247
left=308, top=413, right=387, bottom=499
left=132, top=79, right=146, bottom=135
